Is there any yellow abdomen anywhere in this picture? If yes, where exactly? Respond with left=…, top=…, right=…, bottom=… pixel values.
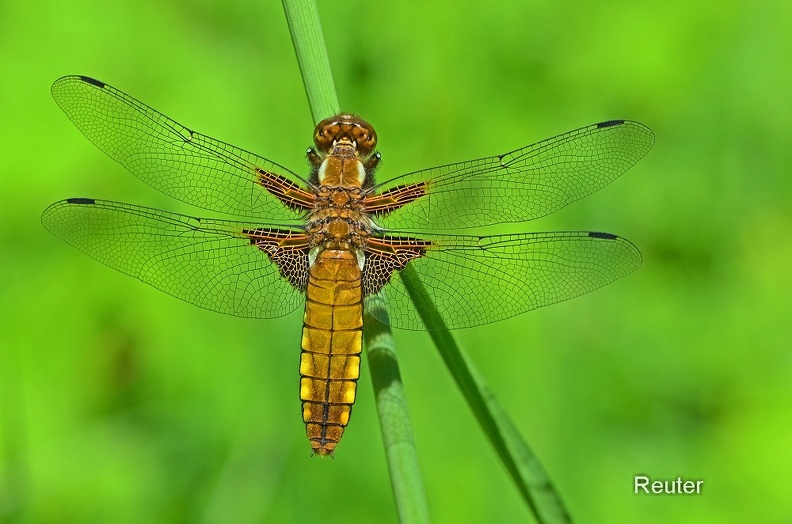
left=300, top=248, right=363, bottom=455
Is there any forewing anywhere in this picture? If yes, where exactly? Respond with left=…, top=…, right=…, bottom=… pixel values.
left=370, top=120, right=654, bottom=231
left=364, top=231, right=641, bottom=330
left=51, top=76, right=312, bottom=220
left=41, top=198, right=309, bottom=318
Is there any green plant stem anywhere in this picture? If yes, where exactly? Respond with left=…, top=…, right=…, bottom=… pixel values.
left=281, top=0, right=339, bottom=120
left=400, top=266, right=572, bottom=524
left=281, top=1, right=430, bottom=523
left=364, top=298, right=431, bottom=524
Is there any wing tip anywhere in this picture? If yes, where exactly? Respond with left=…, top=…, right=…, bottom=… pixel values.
left=588, top=231, right=643, bottom=265
left=596, top=119, right=655, bottom=143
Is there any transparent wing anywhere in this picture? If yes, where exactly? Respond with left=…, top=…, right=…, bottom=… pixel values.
left=371, top=120, right=654, bottom=231
left=41, top=198, right=309, bottom=318
left=364, top=230, right=641, bottom=330
left=51, top=76, right=311, bottom=220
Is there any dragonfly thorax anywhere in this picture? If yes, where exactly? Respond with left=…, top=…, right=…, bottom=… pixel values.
left=317, top=155, right=366, bottom=186
left=307, top=187, right=371, bottom=250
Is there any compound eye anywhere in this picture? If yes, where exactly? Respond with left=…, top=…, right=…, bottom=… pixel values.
left=313, top=121, right=339, bottom=152
left=353, top=125, right=377, bottom=154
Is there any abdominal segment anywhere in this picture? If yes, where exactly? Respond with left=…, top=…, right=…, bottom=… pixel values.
left=299, top=249, right=363, bottom=455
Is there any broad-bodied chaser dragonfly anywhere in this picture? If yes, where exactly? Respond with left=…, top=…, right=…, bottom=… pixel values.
left=42, top=76, right=654, bottom=455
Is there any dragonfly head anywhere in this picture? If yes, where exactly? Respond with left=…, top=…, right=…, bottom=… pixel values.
left=314, top=114, right=377, bottom=157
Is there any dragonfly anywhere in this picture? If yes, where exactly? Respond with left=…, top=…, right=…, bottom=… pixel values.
left=42, top=75, right=654, bottom=456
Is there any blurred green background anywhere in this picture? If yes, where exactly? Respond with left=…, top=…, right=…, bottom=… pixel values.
left=1, top=0, right=790, bottom=522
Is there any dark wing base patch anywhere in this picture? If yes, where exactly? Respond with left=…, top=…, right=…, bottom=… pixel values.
left=244, top=228, right=311, bottom=291
left=362, top=236, right=429, bottom=297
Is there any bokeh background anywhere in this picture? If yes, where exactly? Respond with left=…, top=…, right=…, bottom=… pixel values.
left=1, top=0, right=790, bottom=522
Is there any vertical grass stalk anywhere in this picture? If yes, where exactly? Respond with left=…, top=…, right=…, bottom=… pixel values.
left=400, top=267, right=572, bottom=523
left=281, top=1, right=430, bottom=522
